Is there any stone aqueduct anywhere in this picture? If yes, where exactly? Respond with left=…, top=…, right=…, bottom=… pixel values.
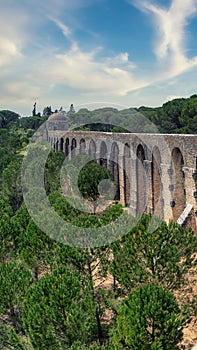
left=45, top=112, right=197, bottom=233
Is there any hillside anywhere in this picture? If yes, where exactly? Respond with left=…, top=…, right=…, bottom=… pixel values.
left=0, top=97, right=197, bottom=349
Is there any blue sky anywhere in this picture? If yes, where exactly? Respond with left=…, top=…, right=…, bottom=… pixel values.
left=0, top=0, right=197, bottom=116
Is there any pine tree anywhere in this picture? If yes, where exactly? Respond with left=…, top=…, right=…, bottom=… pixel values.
left=112, top=283, right=189, bottom=349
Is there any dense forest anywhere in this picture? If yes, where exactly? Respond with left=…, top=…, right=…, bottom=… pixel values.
left=71, top=94, right=197, bottom=133
left=0, top=96, right=197, bottom=349
left=1, top=93, right=197, bottom=134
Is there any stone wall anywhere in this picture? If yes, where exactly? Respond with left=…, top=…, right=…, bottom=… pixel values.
left=47, top=129, right=197, bottom=233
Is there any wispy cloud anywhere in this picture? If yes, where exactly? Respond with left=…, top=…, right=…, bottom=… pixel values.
left=132, top=0, right=197, bottom=76
left=0, top=6, right=29, bottom=71
left=35, top=42, right=145, bottom=95
left=0, top=0, right=197, bottom=114
left=0, top=38, right=22, bottom=67
left=48, top=17, right=72, bottom=39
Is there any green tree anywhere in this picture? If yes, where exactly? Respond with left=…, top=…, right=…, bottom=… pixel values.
left=11, top=204, right=30, bottom=232
left=180, top=97, right=197, bottom=133
left=0, top=110, right=20, bottom=129
left=53, top=240, right=110, bottom=344
left=112, top=283, right=189, bottom=349
left=23, top=267, right=96, bottom=349
left=19, top=115, right=47, bottom=131
left=49, top=191, right=81, bottom=221
left=0, top=213, right=16, bottom=261
left=44, top=150, right=65, bottom=194
left=0, top=325, right=31, bottom=350
left=0, top=128, right=22, bottom=186
left=78, top=160, right=112, bottom=213
left=18, top=219, right=54, bottom=282
left=42, top=106, right=52, bottom=116
left=0, top=261, right=33, bottom=328
left=110, top=215, right=197, bottom=293
left=2, top=159, right=23, bottom=212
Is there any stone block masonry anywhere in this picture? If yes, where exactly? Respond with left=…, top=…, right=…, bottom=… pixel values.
left=46, top=124, right=197, bottom=234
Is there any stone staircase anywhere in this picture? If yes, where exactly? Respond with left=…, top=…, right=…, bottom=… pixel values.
left=177, top=203, right=194, bottom=226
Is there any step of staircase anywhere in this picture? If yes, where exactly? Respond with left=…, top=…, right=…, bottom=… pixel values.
left=177, top=203, right=193, bottom=226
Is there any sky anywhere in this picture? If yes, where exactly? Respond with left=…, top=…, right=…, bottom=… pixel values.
left=1, top=0, right=197, bottom=116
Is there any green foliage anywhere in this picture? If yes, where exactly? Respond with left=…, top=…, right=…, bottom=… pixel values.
left=2, top=159, right=23, bottom=212
left=49, top=191, right=81, bottom=221
left=0, top=110, right=20, bottom=129
left=44, top=150, right=65, bottom=194
left=70, top=342, right=115, bottom=349
left=0, top=197, right=13, bottom=216
left=100, top=203, right=123, bottom=225
left=138, top=95, right=197, bottom=134
left=6, top=328, right=30, bottom=350
left=72, top=214, right=101, bottom=228
left=67, top=95, right=197, bottom=134
left=112, top=283, right=189, bottom=349
left=180, top=96, right=197, bottom=133
left=1, top=98, right=197, bottom=348
left=110, top=215, right=197, bottom=292
left=0, top=261, right=33, bottom=324
left=18, top=219, right=54, bottom=281
left=19, top=115, right=47, bottom=130
left=23, top=267, right=96, bottom=349
left=0, top=198, right=16, bottom=261
left=42, top=106, right=52, bottom=116
left=0, top=213, right=16, bottom=261
left=52, top=241, right=112, bottom=343
left=0, top=129, right=23, bottom=185
left=0, top=128, right=24, bottom=150
left=78, top=160, right=112, bottom=213
left=11, top=204, right=31, bottom=231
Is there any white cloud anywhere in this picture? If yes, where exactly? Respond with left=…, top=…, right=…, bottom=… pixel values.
left=0, top=38, right=22, bottom=67
left=132, top=0, right=197, bottom=76
left=106, top=52, right=136, bottom=68
left=41, top=0, right=197, bottom=96
left=34, top=42, right=146, bottom=96
left=0, top=6, right=31, bottom=72
left=0, top=0, right=197, bottom=114
left=48, top=17, right=71, bottom=39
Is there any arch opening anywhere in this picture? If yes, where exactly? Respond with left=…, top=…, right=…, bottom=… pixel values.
left=65, top=138, right=69, bottom=157
left=136, top=144, right=147, bottom=215
left=60, top=137, right=64, bottom=152
left=152, top=146, right=163, bottom=219
left=55, top=139, right=59, bottom=152
left=100, top=141, right=108, bottom=168
left=123, top=143, right=131, bottom=207
left=171, top=147, right=186, bottom=221
left=110, top=142, right=120, bottom=201
left=80, top=138, right=86, bottom=154
left=89, top=139, right=96, bottom=159
left=71, top=138, right=77, bottom=158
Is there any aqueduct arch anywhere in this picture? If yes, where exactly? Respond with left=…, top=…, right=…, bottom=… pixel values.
left=71, top=138, right=77, bottom=158
left=46, top=122, right=197, bottom=233
left=65, top=138, right=69, bottom=156
left=100, top=141, right=108, bottom=168
left=136, top=144, right=147, bottom=215
left=171, top=147, right=186, bottom=222
left=123, top=143, right=131, bottom=207
left=89, top=139, right=96, bottom=159
left=80, top=138, right=86, bottom=154
left=110, top=142, right=120, bottom=201
left=152, top=146, right=163, bottom=219
left=60, top=137, right=64, bottom=152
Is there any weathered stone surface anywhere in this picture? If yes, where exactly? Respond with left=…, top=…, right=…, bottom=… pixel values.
left=45, top=123, right=197, bottom=233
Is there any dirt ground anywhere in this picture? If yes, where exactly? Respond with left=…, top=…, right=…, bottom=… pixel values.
left=176, top=255, right=197, bottom=349
left=94, top=253, right=197, bottom=349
